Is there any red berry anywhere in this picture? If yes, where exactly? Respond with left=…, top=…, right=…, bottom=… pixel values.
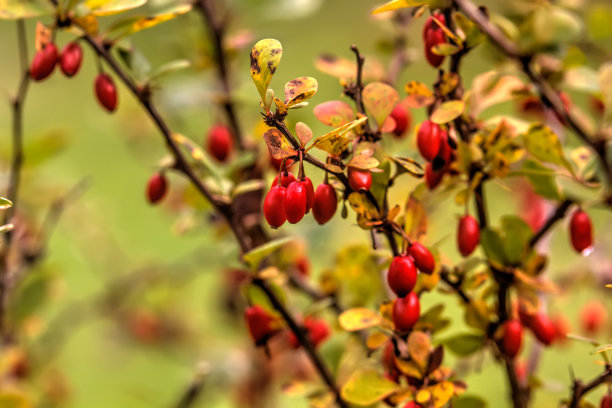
left=270, top=155, right=293, bottom=171
left=263, top=185, right=287, bottom=228
left=271, top=172, right=296, bottom=188
left=590, top=95, right=605, bottom=116
left=146, top=173, right=167, bottom=204
left=417, top=120, right=442, bottom=161
left=530, top=313, right=555, bottom=346
left=296, top=256, right=310, bottom=277
left=433, top=130, right=452, bottom=167
left=390, top=104, right=411, bottom=138
left=403, top=402, right=421, bottom=408
left=424, top=26, right=446, bottom=68
left=392, top=292, right=420, bottom=332
left=425, top=163, right=445, bottom=190
left=551, top=314, right=570, bottom=343
left=30, top=43, right=58, bottom=81
left=387, top=255, right=418, bottom=297
left=95, top=73, right=118, bottom=112
left=312, top=183, right=337, bottom=225
left=569, top=209, right=593, bottom=254
left=382, top=341, right=397, bottom=373
left=423, top=13, right=446, bottom=38
left=303, top=177, right=315, bottom=213
left=601, top=395, right=612, bottom=408
left=408, top=242, right=435, bottom=274
left=284, top=181, right=308, bottom=224
left=245, top=305, right=276, bottom=346
left=580, top=301, right=607, bottom=334
left=207, top=125, right=233, bottom=162
left=457, top=215, right=480, bottom=256
left=503, top=319, right=523, bottom=358
left=60, top=42, right=83, bottom=77
left=288, top=317, right=330, bottom=348
left=348, top=168, right=372, bottom=192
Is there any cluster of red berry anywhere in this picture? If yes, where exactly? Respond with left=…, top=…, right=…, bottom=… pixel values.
left=30, top=41, right=117, bottom=112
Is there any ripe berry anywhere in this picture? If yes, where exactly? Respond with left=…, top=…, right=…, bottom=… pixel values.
left=392, top=292, right=420, bottom=332
left=423, top=15, right=447, bottom=68
left=270, top=155, right=293, bottom=171
left=284, top=181, right=308, bottom=224
left=271, top=172, right=296, bottom=188
left=245, top=305, right=276, bottom=346
left=95, top=73, right=118, bottom=112
left=30, top=43, right=58, bottom=81
left=296, top=256, right=310, bottom=277
left=60, top=42, right=83, bottom=77
left=530, top=313, right=555, bottom=346
left=263, top=185, right=286, bottom=228
left=146, top=173, right=167, bottom=205
left=457, top=215, right=480, bottom=256
left=433, top=130, right=452, bottom=168
left=303, top=177, right=315, bottom=213
left=390, top=104, right=411, bottom=138
left=312, top=183, right=337, bottom=225
left=422, top=13, right=446, bottom=37
left=569, top=209, right=593, bottom=254
left=207, top=124, right=233, bottom=162
left=417, top=120, right=442, bottom=161
left=551, top=314, right=570, bottom=344
left=403, top=402, right=421, bottom=408
left=503, top=319, right=523, bottom=358
left=408, top=242, right=435, bottom=274
left=382, top=341, right=397, bottom=373
left=425, top=163, right=445, bottom=190
left=601, top=395, right=612, bottom=408
left=288, top=317, right=330, bottom=348
left=580, top=301, right=607, bottom=334
left=387, top=255, right=418, bottom=297
left=348, top=168, right=372, bottom=192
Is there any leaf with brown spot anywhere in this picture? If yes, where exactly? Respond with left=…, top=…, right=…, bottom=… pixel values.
left=362, top=82, right=400, bottom=127
left=273, top=97, right=288, bottom=115
left=314, top=101, right=355, bottom=127
left=309, top=117, right=367, bottom=156
left=250, top=39, right=283, bottom=110
left=404, top=81, right=435, bottom=108
left=284, top=76, right=318, bottom=107
left=263, top=128, right=296, bottom=159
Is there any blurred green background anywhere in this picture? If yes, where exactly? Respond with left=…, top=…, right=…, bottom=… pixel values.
left=0, top=0, right=611, bottom=407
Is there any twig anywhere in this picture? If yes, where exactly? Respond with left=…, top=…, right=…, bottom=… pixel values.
left=528, top=199, right=573, bottom=249
left=568, top=365, right=612, bottom=408
left=173, top=362, right=210, bottom=408
left=439, top=268, right=471, bottom=304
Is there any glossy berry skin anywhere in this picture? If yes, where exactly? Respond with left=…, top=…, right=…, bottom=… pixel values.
left=601, top=395, right=612, bottom=408
left=348, top=168, right=372, bottom=192
left=417, top=120, right=442, bottom=161
left=408, top=243, right=435, bottom=274
left=569, top=210, right=593, bottom=254
left=60, top=42, right=83, bottom=77
left=270, top=155, right=293, bottom=171
left=423, top=15, right=447, bottom=68
left=312, top=183, right=337, bottom=225
left=284, top=181, right=308, bottom=224
left=263, top=186, right=286, bottom=228
left=392, top=292, right=420, bottom=332
left=271, top=172, right=296, bottom=188
left=303, top=177, right=315, bottom=213
left=245, top=305, right=275, bottom=346
left=580, top=301, right=607, bottom=334
left=146, top=173, right=167, bottom=205
left=403, top=402, right=421, bottom=408
left=503, top=319, right=523, bottom=358
left=457, top=215, right=480, bottom=256
left=425, top=163, right=444, bottom=190
left=390, top=104, right=411, bottom=138
left=95, top=73, right=118, bottom=112
left=530, top=313, right=555, bottom=346
left=288, top=317, right=330, bottom=348
left=207, top=125, right=233, bottom=162
left=422, top=13, right=446, bottom=37
left=30, top=43, right=58, bottom=81
left=387, top=255, right=418, bottom=297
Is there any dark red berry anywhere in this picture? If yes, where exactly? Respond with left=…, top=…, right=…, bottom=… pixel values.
left=146, top=173, right=167, bottom=205
left=95, top=73, right=118, bottom=112
left=422, top=13, right=446, bottom=38
left=601, top=395, right=612, bottom=408
left=245, top=305, right=276, bottom=346
left=503, top=319, right=523, bottom=358
left=425, top=163, right=445, bottom=190
left=424, top=28, right=446, bottom=68
left=530, top=313, right=555, bottom=346
left=312, top=183, right=337, bottom=225
left=390, top=104, right=411, bottom=138
left=288, top=317, right=330, bottom=348
left=263, top=185, right=286, bottom=228
left=382, top=341, right=397, bottom=373
left=457, top=215, right=480, bottom=256
left=30, top=43, right=58, bottom=81
left=408, top=242, right=435, bottom=274
left=569, top=209, right=593, bottom=254
left=348, top=168, right=372, bottom=192
left=417, top=120, right=442, bottom=161
left=60, top=42, right=83, bottom=77
left=303, top=177, right=315, bottom=213
left=207, top=124, right=233, bottom=162
left=387, top=255, right=418, bottom=297
left=392, top=292, right=420, bottom=332
left=284, top=181, right=308, bottom=224
left=271, top=172, right=296, bottom=188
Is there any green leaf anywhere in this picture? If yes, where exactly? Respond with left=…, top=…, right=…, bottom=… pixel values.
left=250, top=39, right=283, bottom=111
left=391, top=156, right=425, bottom=178
left=441, top=333, right=484, bottom=356
left=313, top=101, right=355, bottom=127
left=243, top=237, right=294, bottom=270
left=532, top=5, right=582, bottom=46
left=338, top=308, right=381, bottom=331
left=431, top=43, right=461, bottom=56
left=431, top=100, right=465, bottom=124
left=0, top=197, right=13, bottom=210
left=0, top=390, right=30, bottom=408
left=149, top=59, right=191, bottom=81
left=454, top=395, right=487, bottom=408
left=0, top=0, right=51, bottom=19
left=522, top=123, right=573, bottom=174
left=501, top=216, right=532, bottom=265
left=521, top=159, right=560, bottom=200
left=284, top=77, right=318, bottom=107
left=480, top=228, right=507, bottom=265
left=83, top=0, right=146, bottom=16
left=362, top=82, right=399, bottom=127
left=341, top=369, right=399, bottom=406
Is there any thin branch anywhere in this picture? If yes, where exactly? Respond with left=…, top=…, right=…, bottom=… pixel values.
left=439, top=267, right=471, bottom=304
left=528, top=199, right=573, bottom=249
left=173, top=362, right=209, bottom=408
left=568, top=365, right=612, bottom=408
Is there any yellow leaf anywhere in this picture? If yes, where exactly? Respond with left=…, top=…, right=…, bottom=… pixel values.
left=372, top=0, right=426, bottom=14
left=263, top=129, right=296, bottom=160
left=416, top=389, right=432, bottom=405
left=395, top=358, right=423, bottom=378
left=85, top=0, right=146, bottom=16
left=431, top=100, right=465, bottom=124
left=284, top=77, right=318, bottom=107
left=404, top=81, right=435, bottom=108
left=429, top=381, right=455, bottom=408
left=522, top=123, right=574, bottom=174
left=362, top=82, right=399, bottom=127
left=309, top=117, right=366, bottom=156
left=341, top=369, right=399, bottom=406
left=250, top=39, right=283, bottom=110
left=366, top=331, right=389, bottom=349
left=339, top=308, right=381, bottom=331
left=404, top=195, right=427, bottom=241
left=407, top=331, right=431, bottom=368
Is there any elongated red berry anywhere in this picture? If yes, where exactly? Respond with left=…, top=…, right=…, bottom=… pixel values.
left=146, top=173, right=167, bottom=204
left=424, top=28, right=446, bottom=68
left=408, top=243, right=435, bottom=274
left=284, top=181, right=308, bottom=224
left=569, top=209, right=593, bottom=254
left=387, top=255, right=418, bottom=297
left=312, top=183, right=337, bottom=225
left=390, top=104, right=411, bottom=138
left=348, top=168, right=372, bottom=192
left=403, top=402, right=421, bottom=408
left=417, top=120, right=442, bottom=161
left=423, top=13, right=446, bottom=38
left=271, top=172, right=296, bottom=188
left=503, top=319, right=523, bottom=358
left=457, top=215, right=480, bottom=256
left=433, top=130, right=452, bottom=168
left=303, top=177, right=315, bottom=213
left=60, top=42, right=83, bottom=77
left=30, top=43, right=58, bottom=81
left=245, top=305, right=276, bottom=346
left=392, top=292, right=420, bottom=332
left=601, top=395, right=612, bottom=408
left=95, top=73, right=118, bottom=112
left=530, top=313, right=555, bottom=346
left=382, top=341, right=397, bottom=373
left=288, top=317, right=330, bottom=348
left=425, top=163, right=445, bottom=190
left=264, top=186, right=286, bottom=228
left=207, top=124, right=233, bottom=162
